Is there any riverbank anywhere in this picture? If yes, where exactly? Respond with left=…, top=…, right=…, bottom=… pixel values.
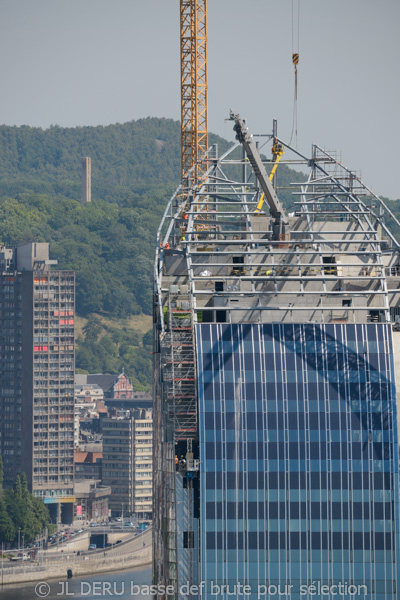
left=0, top=565, right=153, bottom=600
left=0, top=539, right=151, bottom=586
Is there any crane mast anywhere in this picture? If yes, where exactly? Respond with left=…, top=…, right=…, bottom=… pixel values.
left=180, top=0, right=208, bottom=180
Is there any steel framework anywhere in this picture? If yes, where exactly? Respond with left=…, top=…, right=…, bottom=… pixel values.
left=180, top=0, right=208, bottom=180
left=156, top=120, right=400, bottom=330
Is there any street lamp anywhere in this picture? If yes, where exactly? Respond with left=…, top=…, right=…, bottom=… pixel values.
left=18, top=528, right=21, bottom=551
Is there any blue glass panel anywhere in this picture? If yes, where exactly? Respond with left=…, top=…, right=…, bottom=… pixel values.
left=197, top=323, right=400, bottom=598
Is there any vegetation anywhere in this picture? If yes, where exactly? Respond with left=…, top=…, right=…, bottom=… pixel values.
left=0, top=119, right=184, bottom=387
left=0, top=458, right=50, bottom=546
left=0, top=119, right=397, bottom=387
left=75, top=315, right=153, bottom=390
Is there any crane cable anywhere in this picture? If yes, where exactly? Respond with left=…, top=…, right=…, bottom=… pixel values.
left=289, top=0, right=300, bottom=147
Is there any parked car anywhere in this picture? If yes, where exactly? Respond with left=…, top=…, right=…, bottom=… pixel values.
left=88, top=544, right=97, bottom=550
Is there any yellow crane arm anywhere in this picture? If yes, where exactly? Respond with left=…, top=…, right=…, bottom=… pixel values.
left=255, top=145, right=284, bottom=213
left=180, top=0, right=208, bottom=181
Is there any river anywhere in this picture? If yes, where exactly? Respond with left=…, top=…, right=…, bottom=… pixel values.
left=0, top=566, right=152, bottom=600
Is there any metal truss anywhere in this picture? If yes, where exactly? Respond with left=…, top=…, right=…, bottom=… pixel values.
left=156, top=119, right=400, bottom=329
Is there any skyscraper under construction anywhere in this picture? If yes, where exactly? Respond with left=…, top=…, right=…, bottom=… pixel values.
left=153, top=115, right=400, bottom=599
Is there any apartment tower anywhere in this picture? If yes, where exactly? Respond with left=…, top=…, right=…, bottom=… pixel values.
left=0, top=243, right=75, bottom=522
left=102, top=410, right=153, bottom=518
left=133, top=411, right=153, bottom=519
left=102, top=415, right=135, bottom=516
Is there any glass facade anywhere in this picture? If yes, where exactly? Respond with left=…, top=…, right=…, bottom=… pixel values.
left=197, top=323, right=400, bottom=599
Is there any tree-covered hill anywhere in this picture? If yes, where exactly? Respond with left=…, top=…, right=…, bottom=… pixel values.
left=0, top=119, right=183, bottom=318
left=0, top=118, right=304, bottom=319
left=0, top=118, right=181, bottom=193
left=1, top=118, right=396, bottom=388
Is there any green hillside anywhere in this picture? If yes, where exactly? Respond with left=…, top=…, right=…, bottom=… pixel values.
left=0, top=119, right=303, bottom=319
left=0, top=119, right=181, bottom=192
left=0, top=119, right=183, bottom=317
left=0, top=118, right=396, bottom=388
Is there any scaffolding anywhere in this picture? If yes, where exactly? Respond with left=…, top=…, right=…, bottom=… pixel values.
left=154, top=290, right=197, bottom=597
left=161, top=289, right=197, bottom=440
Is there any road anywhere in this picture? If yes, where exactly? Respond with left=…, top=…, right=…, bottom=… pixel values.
left=3, top=527, right=151, bottom=567
left=44, top=528, right=151, bottom=560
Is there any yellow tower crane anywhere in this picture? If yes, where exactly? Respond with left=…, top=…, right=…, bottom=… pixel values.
left=180, top=0, right=208, bottom=181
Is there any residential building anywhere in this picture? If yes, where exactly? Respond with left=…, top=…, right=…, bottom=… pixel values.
left=102, top=410, right=153, bottom=518
left=74, top=448, right=102, bottom=481
left=0, top=243, right=75, bottom=522
left=133, top=410, right=153, bottom=518
left=105, top=391, right=152, bottom=412
left=102, top=415, right=135, bottom=516
left=74, top=381, right=106, bottom=446
left=75, top=382, right=104, bottom=407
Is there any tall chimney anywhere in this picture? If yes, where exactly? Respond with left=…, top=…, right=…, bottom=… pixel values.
left=81, top=157, right=91, bottom=204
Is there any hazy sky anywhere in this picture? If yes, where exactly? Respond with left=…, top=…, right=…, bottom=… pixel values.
left=1, top=0, right=399, bottom=198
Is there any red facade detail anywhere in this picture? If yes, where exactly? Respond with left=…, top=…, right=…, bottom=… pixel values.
left=112, top=373, right=134, bottom=399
